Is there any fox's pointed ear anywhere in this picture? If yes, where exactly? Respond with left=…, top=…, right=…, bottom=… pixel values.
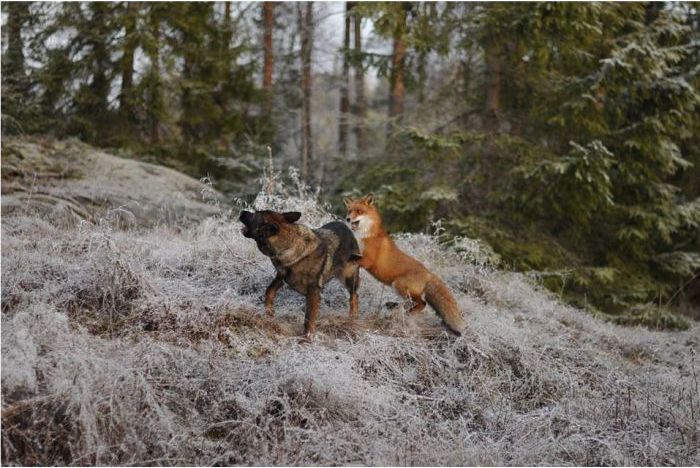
left=343, top=197, right=353, bottom=208
left=283, top=211, right=301, bottom=223
left=365, top=193, right=375, bottom=206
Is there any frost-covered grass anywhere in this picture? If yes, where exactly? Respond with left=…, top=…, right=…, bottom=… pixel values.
left=2, top=137, right=699, bottom=466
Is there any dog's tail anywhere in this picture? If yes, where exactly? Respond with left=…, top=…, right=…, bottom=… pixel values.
left=425, top=276, right=465, bottom=336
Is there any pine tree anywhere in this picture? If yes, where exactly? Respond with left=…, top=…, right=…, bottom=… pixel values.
left=262, top=1, right=275, bottom=113
left=142, top=3, right=165, bottom=146
left=352, top=3, right=368, bottom=153
left=118, top=1, right=140, bottom=127
left=501, top=4, right=699, bottom=312
left=388, top=4, right=408, bottom=121
left=1, top=1, right=32, bottom=133
left=338, top=2, right=352, bottom=157
left=298, top=2, right=314, bottom=182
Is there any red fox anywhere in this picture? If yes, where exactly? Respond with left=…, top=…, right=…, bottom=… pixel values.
left=345, top=194, right=466, bottom=335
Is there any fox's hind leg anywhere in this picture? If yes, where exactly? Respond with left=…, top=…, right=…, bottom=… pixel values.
left=344, top=267, right=360, bottom=318
left=393, top=279, right=426, bottom=316
left=405, top=295, right=426, bottom=316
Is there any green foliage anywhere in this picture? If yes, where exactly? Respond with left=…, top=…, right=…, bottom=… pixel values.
left=3, top=1, right=698, bottom=329
left=513, top=141, right=615, bottom=228
left=1, top=2, right=42, bottom=134
left=3, top=2, right=266, bottom=184
left=344, top=3, right=699, bottom=329
left=354, top=2, right=454, bottom=88
left=446, top=216, right=579, bottom=272
left=605, top=303, right=689, bottom=331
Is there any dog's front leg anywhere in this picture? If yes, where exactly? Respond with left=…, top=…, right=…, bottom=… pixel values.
left=302, top=286, right=321, bottom=341
left=264, top=273, right=285, bottom=316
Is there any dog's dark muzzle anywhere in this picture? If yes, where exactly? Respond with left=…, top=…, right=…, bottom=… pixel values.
left=239, top=211, right=255, bottom=238
left=255, top=237, right=274, bottom=256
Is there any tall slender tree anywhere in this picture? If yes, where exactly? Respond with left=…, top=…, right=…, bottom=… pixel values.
left=1, top=1, right=31, bottom=130
left=144, top=3, right=163, bottom=145
left=78, top=2, right=113, bottom=131
left=352, top=4, right=367, bottom=153
left=338, top=2, right=352, bottom=157
left=298, top=2, right=314, bottom=182
left=2, top=2, right=28, bottom=86
left=119, top=1, right=139, bottom=125
left=484, top=45, right=502, bottom=130
left=388, top=5, right=408, bottom=120
left=262, top=1, right=275, bottom=112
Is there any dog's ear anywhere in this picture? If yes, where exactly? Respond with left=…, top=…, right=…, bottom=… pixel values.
left=343, top=197, right=353, bottom=208
left=239, top=210, right=253, bottom=224
left=364, top=193, right=375, bottom=206
left=282, top=212, right=301, bottom=223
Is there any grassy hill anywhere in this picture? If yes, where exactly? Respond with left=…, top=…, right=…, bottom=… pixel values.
left=1, top=136, right=698, bottom=465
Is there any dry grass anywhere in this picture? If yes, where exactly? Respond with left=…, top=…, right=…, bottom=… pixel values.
left=2, top=137, right=699, bottom=466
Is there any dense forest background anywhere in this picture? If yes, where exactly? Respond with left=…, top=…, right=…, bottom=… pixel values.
left=2, top=1, right=699, bottom=327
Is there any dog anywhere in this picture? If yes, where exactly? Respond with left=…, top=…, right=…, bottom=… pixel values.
left=239, top=210, right=361, bottom=340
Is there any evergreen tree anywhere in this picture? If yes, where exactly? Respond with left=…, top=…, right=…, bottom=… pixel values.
left=1, top=1, right=33, bottom=133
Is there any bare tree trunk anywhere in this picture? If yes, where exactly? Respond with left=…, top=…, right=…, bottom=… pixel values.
left=1, top=1, right=29, bottom=131
left=338, top=2, right=351, bottom=157
left=262, top=1, right=274, bottom=111
left=298, top=2, right=314, bottom=183
left=352, top=4, right=367, bottom=153
left=147, top=6, right=162, bottom=145
left=389, top=6, right=407, bottom=121
left=84, top=3, right=111, bottom=123
left=484, top=46, right=502, bottom=131
left=482, top=45, right=503, bottom=207
left=3, top=2, right=28, bottom=81
left=511, top=51, right=526, bottom=136
left=181, top=37, right=195, bottom=148
left=223, top=2, right=232, bottom=52
left=417, top=50, right=427, bottom=104
left=119, top=2, right=138, bottom=124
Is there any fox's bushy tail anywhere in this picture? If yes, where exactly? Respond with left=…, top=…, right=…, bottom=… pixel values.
left=425, top=276, right=465, bottom=336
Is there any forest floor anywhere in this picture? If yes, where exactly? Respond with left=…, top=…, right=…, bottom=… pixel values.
left=2, top=136, right=699, bottom=466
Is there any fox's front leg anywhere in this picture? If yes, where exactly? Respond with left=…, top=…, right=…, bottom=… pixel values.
left=264, top=273, right=285, bottom=316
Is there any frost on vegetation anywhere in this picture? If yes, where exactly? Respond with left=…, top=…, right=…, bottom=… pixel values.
left=2, top=139, right=700, bottom=466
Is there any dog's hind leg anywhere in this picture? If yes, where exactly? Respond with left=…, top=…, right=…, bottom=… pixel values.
left=264, top=272, right=284, bottom=316
left=344, top=268, right=360, bottom=318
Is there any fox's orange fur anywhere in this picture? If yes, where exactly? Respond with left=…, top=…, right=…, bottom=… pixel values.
left=345, top=194, right=465, bottom=335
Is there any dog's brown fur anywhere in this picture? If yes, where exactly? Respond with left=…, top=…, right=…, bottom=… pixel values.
left=240, top=210, right=361, bottom=340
